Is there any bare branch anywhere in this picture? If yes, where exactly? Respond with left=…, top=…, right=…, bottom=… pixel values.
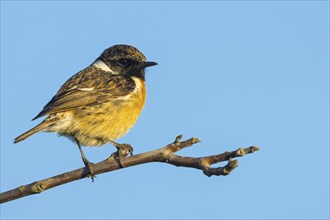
left=0, top=135, right=259, bottom=204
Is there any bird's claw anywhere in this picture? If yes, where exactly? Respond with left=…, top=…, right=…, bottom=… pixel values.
left=83, top=159, right=96, bottom=182
left=108, top=142, right=134, bottom=167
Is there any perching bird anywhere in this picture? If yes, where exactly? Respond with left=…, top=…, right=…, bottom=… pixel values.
left=14, top=44, right=157, bottom=178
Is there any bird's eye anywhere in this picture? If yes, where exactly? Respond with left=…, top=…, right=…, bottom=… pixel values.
left=118, top=59, right=131, bottom=66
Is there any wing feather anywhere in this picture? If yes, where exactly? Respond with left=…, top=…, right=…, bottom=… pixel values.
left=33, top=66, right=135, bottom=120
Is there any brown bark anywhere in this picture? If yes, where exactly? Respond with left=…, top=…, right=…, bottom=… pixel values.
left=0, top=135, right=259, bottom=204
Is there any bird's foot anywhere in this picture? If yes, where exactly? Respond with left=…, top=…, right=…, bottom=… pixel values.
left=108, top=141, right=134, bottom=167
left=82, top=157, right=96, bottom=182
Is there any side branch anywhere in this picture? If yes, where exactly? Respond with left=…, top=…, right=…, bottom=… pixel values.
left=0, top=135, right=259, bottom=204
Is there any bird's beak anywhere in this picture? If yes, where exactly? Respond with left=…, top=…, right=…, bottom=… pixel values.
left=142, top=61, right=158, bottom=68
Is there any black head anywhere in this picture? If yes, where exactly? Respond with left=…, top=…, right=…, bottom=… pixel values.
left=98, top=44, right=157, bottom=80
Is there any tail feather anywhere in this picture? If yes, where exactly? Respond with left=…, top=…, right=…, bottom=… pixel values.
left=14, top=120, right=55, bottom=143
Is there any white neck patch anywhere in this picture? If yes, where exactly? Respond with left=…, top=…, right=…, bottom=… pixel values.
left=92, top=60, right=115, bottom=74
left=116, top=77, right=144, bottom=101
left=132, top=76, right=143, bottom=93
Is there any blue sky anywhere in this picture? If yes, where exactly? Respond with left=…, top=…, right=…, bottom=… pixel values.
left=1, top=1, right=329, bottom=219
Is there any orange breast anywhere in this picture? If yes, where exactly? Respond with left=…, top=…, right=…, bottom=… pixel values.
left=69, top=77, right=147, bottom=146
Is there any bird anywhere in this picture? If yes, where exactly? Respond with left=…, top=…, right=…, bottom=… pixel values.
left=14, top=44, right=158, bottom=179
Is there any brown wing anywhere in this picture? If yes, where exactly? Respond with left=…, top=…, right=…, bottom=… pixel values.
left=32, top=66, right=135, bottom=120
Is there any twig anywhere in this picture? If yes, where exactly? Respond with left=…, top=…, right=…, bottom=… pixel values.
left=0, top=134, right=259, bottom=204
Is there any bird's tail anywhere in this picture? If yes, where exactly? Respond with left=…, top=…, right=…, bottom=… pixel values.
left=14, top=120, right=55, bottom=143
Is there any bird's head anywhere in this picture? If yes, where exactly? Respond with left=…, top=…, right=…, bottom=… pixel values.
left=97, top=44, right=157, bottom=80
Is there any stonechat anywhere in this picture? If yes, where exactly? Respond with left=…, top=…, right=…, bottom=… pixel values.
left=14, top=44, right=157, bottom=178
